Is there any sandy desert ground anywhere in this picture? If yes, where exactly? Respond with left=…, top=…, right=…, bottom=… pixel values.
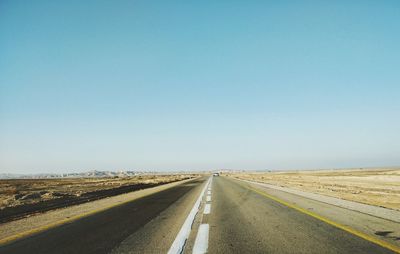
left=230, top=168, right=400, bottom=211
left=0, top=174, right=198, bottom=223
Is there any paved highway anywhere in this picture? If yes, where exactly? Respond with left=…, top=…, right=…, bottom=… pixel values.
left=206, top=177, right=395, bottom=254
left=0, top=176, right=397, bottom=254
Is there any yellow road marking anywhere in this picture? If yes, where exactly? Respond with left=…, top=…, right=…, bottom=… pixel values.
left=0, top=178, right=197, bottom=246
left=238, top=180, right=400, bottom=254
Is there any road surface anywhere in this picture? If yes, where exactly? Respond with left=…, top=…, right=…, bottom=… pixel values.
left=0, top=176, right=397, bottom=254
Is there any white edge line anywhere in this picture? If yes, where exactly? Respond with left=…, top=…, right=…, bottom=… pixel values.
left=192, top=224, right=209, bottom=254
left=167, top=177, right=211, bottom=254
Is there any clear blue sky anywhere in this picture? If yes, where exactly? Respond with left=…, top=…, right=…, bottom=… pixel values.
left=1, top=1, right=399, bottom=173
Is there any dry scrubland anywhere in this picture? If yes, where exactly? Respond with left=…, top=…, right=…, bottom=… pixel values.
left=0, top=174, right=196, bottom=210
left=230, top=168, right=400, bottom=211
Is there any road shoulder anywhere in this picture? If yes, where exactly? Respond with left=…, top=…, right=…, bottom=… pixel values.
left=233, top=177, right=400, bottom=252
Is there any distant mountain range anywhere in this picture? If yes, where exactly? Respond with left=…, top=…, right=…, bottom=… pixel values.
left=0, top=170, right=140, bottom=179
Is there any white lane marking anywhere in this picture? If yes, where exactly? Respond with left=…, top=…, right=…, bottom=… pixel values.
left=204, top=204, right=211, bottom=214
left=206, top=196, right=211, bottom=202
left=192, top=224, right=209, bottom=254
left=168, top=178, right=211, bottom=254
left=207, top=191, right=211, bottom=195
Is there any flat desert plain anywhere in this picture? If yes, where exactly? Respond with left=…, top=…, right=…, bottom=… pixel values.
left=230, top=168, right=400, bottom=211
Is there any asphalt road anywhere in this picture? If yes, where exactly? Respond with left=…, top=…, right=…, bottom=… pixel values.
left=0, top=176, right=397, bottom=254
left=0, top=177, right=207, bottom=254
left=206, top=177, right=395, bottom=254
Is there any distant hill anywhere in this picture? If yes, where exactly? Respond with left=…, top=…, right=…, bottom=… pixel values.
left=0, top=170, right=139, bottom=179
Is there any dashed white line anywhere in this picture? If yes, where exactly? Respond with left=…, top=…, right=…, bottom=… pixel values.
left=192, top=224, right=209, bottom=254
left=203, top=204, right=211, bottom=214
left=207, top=191, right=211, bottom=195
left=206, top=196, right=211, bottom=202
left=167, top=178, right=211, bottom=254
